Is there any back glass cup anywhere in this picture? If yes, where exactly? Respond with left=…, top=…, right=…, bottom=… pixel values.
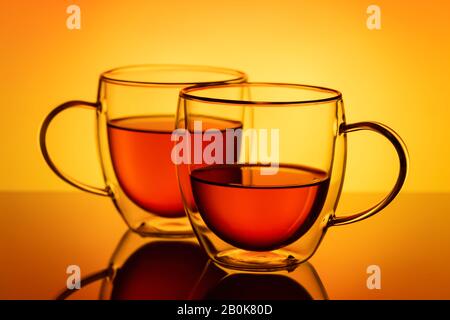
left=176, top=82, right=409, bottom=270
left=40, top=65, right=247, bottom=236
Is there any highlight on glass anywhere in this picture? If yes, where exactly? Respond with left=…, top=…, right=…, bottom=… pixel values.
left=39, top=65, right=247, bottom=236
left=175, top=82, right=409, bottom=271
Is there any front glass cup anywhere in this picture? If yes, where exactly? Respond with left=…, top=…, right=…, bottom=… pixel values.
left=39, top=65, right=247, bottom=236
left=176, top=82, right=409, bottom=271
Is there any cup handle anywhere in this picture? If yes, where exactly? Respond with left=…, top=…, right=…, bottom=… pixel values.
left=39, top=100, right=110, bottom=196
left=328, top=121, right=409, bottom=226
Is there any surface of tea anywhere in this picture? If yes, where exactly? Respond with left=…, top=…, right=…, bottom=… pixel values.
left=108, top=116, right=240, bottom=217
left=191, top=164, right=329, bottom=251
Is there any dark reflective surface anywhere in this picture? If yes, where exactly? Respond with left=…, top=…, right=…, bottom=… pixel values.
left=2, top=192, right=450, bottom=299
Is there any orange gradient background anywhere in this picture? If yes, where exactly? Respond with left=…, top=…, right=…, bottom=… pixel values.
left=1, top=0, right=449, bottom=193
left=1, top=1, right=450, bottom=300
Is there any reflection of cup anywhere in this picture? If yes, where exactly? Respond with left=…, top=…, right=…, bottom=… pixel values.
left=100, top=232, right=211, bottom=300
left=177, top=82, right=409, bottom=270
left=207, top=274, right=313, bottom=299
left=39, top=65, right=247, bottom=236
left=194, top=261, right=328, bottom=300
left=95, top=231, right=327, bottom=300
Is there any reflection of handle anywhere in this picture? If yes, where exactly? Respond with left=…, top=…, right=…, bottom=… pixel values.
left=329, top=121, right=409, bottom=226
left=39, top=101, right=110, bottom=196
left=56, top=268, right=111, bottom=300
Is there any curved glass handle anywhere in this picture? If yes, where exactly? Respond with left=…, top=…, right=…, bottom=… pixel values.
left=39, top=100, right=110, bottom=196
left=329, top=121, right=409, bottom=226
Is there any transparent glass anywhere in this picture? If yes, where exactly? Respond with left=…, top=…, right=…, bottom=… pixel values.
left=39, top=65, right=247, bottom=236
left=176, top=82, right=409, bottom=271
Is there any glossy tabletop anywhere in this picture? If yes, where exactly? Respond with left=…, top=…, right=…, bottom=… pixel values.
left=1, top=192, right=449, bottom=300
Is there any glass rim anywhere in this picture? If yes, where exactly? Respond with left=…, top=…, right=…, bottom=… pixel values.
left=100, top=64, right=247, bottom=87
left=180, top=82, right=343, bottom=105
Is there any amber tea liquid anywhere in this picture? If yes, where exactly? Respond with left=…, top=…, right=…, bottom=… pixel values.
left=108, top=116, right=241, bottom=217
left=191, top=164, right=329, bottom=251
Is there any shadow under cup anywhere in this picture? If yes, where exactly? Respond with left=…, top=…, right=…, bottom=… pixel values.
left=39, top=65, right=247, bottom=236
left=176, top=82, right=409, bottom=271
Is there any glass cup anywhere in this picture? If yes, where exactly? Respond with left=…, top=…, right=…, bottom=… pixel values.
left=176, top=82, right=409, bottom=271
left=40, top=65, right=247, bottom=236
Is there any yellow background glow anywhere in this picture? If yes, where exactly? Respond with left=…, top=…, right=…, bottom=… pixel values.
left=1, top=0, right=449, bottom=192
